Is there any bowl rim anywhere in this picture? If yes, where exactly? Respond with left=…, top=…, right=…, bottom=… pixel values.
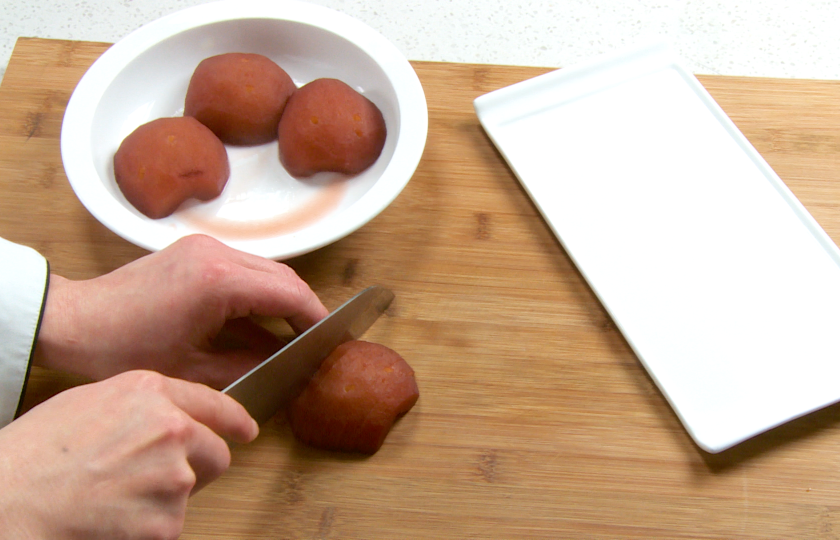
left=60, top=0, right=428, bottom=259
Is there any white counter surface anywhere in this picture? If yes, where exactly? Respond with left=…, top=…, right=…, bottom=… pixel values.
left=2, top=0, right=840, bottom=83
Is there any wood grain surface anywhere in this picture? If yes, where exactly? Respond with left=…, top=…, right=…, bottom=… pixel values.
left=3, top=37, right=840, bottom=539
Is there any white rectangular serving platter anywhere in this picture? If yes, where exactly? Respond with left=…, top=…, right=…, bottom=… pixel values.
left=474, top=42, right=840, bottom=453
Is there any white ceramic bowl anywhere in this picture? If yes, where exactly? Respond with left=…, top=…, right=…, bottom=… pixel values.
left=61, top=0, right=427, bottom=259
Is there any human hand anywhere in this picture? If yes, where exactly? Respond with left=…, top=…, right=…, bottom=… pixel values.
left=0, top=370, right=258, bottom=539
left=34, top=234, right=329, bottom=389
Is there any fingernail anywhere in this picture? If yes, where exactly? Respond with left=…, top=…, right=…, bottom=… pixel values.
left=250, top=418, right=260, bottom=440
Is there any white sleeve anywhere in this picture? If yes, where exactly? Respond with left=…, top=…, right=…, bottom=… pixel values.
left=0, top=237, right=49, bottom=427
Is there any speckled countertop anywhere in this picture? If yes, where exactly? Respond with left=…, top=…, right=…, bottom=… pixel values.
left=2, top=0, right=840, bottom=84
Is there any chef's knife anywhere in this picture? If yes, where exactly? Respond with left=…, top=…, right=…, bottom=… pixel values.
left=223, top=285, right=395, bottom=425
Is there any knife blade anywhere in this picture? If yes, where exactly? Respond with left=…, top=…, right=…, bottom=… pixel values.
left=223, top=285, right=395, bottom=425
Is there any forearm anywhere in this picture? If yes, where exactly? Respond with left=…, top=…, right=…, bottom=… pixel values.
left=31, top=275, right=88, bottom=377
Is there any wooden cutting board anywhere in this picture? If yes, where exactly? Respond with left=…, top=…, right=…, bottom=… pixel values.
left=3, top=37, right=840, bottom=539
